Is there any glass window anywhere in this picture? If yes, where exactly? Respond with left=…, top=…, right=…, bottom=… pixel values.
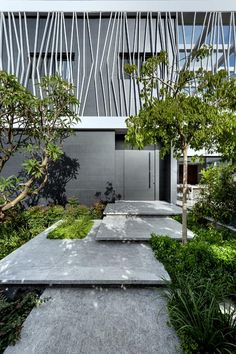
left=29, top=52, right=75, bottom=80
left=229, top=53, right=235, bottom=67
left=178, top=25, right=204, bottom=45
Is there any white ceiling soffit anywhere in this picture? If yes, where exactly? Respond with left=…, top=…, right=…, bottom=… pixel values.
left=1, top=1, right=236, bottom=12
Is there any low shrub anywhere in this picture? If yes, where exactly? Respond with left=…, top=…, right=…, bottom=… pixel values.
left=0, top=290, right=44, bottom=354
left=64, top=204, right=90, bottom=218
left=193, top=164, right=236, bottom=225
left=0, top=205, right=65, bottom=260
left=150, top=235, right=180, bottom=273
left=90, top=201, right=106, bottom=219
left=151, top=214, right=236, bottom=353
left=0, top=202, right=102, bottom=260
left=24, top=205, right=65, bottom=235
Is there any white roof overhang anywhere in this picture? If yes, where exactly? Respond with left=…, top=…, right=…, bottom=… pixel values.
left=1, top=0, right=236, bottom=13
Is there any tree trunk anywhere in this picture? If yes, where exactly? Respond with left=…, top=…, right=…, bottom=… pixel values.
left=182, top=144, right=188, bottom=244
left=0, top=155, right=49, bottom=221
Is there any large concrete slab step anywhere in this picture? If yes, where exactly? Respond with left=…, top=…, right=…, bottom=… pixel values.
left=104, top=200, right=182, bottom=216
left=96, top=216, right=194, bottom=241
left=0, top=221, right=169, bottom=286
left=5, top=288, right=181, bottom=354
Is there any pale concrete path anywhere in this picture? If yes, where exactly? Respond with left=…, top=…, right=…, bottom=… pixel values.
left=0, top=221, right=169, bottom=285
left=5, top=288, right=181, bottom=354
left=104, top=200, right=182, bottom=216
left=96, top=215, right=194, bottom=241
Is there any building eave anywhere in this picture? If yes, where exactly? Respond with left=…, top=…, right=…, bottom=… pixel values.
left=1, top=1, right=236, bottom=13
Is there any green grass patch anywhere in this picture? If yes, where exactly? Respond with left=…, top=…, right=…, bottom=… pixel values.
left=47, top=216, right=94, bottom=239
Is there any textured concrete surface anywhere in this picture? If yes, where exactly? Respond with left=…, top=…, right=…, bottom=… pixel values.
left=104, top=201, right=182, bottom=216
left=0, top=221, right=169, bottom=285
left=96, top=216, right=194, bottom=241
left=4, top=288, right=181, bottom=354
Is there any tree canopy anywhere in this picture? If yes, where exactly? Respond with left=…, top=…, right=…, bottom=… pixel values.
left=125, top=49, right=236, bottom=242
left=0, top=72, right=80, bottom=219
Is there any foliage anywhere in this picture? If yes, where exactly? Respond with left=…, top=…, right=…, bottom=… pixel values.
left=151, top=222, right=236, bottom=285
left=0, top=290, right=44, bottom=353
left=124, top=50, right=235, bottom=159
left=0, top=201, right=98, bottom=352
left=167, top=276, right=236, bottom=354
left=0, top=202, right=102, bottom=260
left=90, top=201, right=106, bottom=219
left=47, top=215, right=94, bottom=239
left=125, top=49, right=236, bottom=243
left=0, top=73, right=80, bottom=219
left=197, top=68, right=236, bottom=163
left=151, top=215, right=236, bottom=353
left=0, top=71, right=36, bottom=173
left=23, top=205, right=65, bottom=235
left=0, top=205, right=64, bottom=260
left=193, top=164, right=236, bottom=224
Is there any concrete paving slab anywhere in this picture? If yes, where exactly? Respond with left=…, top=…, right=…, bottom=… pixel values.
left=4, top=287, right=181, bottom=354
left=96, top=216, right=194, bottom=241
left=104, top=200, right=182, bottom=216
left=0, top=221, right=169, bottom=286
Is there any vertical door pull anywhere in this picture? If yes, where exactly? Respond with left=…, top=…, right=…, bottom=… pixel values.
left=148, top=152, right=151, bottom=188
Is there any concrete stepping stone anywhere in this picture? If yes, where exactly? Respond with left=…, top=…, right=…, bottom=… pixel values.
left=0, top=221, right=169, bottom=286
left=4, top=287, right=181, bottom=354
left=96, top=216, right=194, bottom=241
left=104, top=200, right=182, bottom=216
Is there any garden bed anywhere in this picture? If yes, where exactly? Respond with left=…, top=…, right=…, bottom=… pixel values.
left=151, top=213, right=236, bottom=353
left=205, top=216, right=236, bottom=234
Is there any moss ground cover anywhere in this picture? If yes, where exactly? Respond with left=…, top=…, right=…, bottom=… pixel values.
left=151, top=213, right=236, bottom=353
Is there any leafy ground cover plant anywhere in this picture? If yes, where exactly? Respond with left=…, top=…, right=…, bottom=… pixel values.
left=0, top=205, right=65, bottom=260
left=47, top=215, right=94, bottom=239
left=0, top=289, right=48, bottom=354
left=151, top=214, right=236, bottom=353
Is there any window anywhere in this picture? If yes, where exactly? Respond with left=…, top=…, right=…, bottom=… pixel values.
left=29, top=52, right=75, bottom=80
left=178, top=25, right=204, bottom=45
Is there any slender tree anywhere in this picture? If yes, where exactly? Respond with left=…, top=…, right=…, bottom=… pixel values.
left=125, top=49, right=234, bottom=243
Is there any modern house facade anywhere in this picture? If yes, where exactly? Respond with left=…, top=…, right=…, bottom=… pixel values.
left=0, top=0, right=236, bottom=204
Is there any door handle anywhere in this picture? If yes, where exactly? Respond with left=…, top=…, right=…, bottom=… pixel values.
left=148, top=152, right=151, bottom=188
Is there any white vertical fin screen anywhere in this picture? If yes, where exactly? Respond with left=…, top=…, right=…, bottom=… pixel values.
left=0, top=12, right=235, bottom=116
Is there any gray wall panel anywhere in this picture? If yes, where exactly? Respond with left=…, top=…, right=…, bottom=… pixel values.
left=63, top=131, right=115, bottom=204
left=1, top=131, right=116, bottom=205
